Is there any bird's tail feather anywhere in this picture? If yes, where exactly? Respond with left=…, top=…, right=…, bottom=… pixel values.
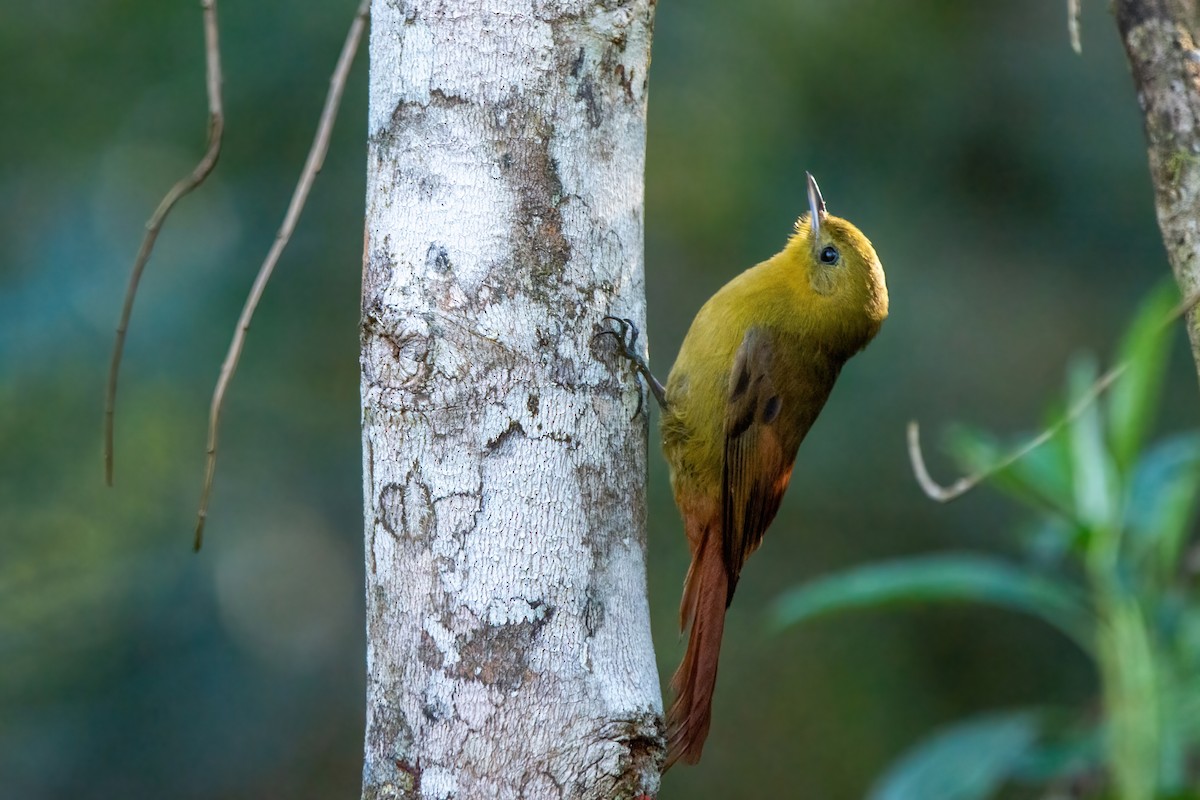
left=664, top=523, right=728, bottom=769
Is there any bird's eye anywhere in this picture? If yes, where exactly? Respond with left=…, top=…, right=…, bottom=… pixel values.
left=819, top=245, right=840, bottom=265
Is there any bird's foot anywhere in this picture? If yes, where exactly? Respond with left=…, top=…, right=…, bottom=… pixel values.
left=594, top=315, right=668, bottom=416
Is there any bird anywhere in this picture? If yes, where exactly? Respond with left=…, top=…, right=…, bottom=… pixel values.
left=597, top=173, right=889, bottom=768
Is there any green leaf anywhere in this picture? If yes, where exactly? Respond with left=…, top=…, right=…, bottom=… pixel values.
left=868, top=712, right=1040, bottom=800
left=1010, top=721, right=1102, bottom=783
left=1066, top=356, right=1121, bottom=537
left=770, top=555, right=1093, bottom=652
left=1160, top=651, right=1200, bottom=790
left=947, top=425, right=1075, bottom=518
left=1021, top=516, right=1080, bottom=568
left=1176, top=604, right=1200, bottom=673
left=1108, top=281, right=1179, bottom=473
left=1125, top=431, right=1200, bottom=579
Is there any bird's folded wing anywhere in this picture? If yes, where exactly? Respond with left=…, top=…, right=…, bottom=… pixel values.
left=721, top=327, right=792, bottom=601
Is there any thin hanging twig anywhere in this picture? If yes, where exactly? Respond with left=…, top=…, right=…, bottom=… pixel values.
left=909, top=286, right=1200, bottom=503
left=105, top=0, right=225, bottom=486
left=1068, top=0, right=1082, bottom=54
left=194, top=0, right=371, bottom=550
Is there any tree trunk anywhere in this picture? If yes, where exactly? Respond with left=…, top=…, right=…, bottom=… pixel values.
left=359, top=1, right=662, bottom=798
left=1117, top=0, right=1200, bottom=385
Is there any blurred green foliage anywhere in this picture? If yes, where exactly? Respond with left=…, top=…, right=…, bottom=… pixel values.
left=2, top=1, right=1196, bottom=798
left=775, top=285, right=1200, bottom=799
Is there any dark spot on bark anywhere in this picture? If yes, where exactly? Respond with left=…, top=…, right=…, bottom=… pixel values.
left=453, top=602, right=554, bottom=690
left=622, top=730, right=661, bottom=763
left=384, top=90, right=464, bottom=141
left=583, top=588, right=605, bottom=638
left=379, top=472, right=435, bottom=540
left=614, top=64, right=635, bottom=101
left=570, top=47, right=585, bottom=77
left=592, top=714, right=665, bottom=798
left=761, top=395, right=781, bottom=424
left=527, top=394, right=540, bottom=416
left=394, top=761, right=421, bottom=796
left=361, top=308, right=382, bottom=341
left=618, top=737, right=665, bottom=792
left=491, top=110, right=571, bottom=290
left=417, top=173, right=439, bottom=200
left=434, top=554, right=457, bottom=577
left=379, top=483, right=405, bottom=538
left=576, top=461, right=632, bottom=565
left=576, top=76, right=602, bottom=128
left=485, top=419, right=526, bottom=452
left=429, top=87, right=468, bottom=106
left=362, top=247, right=396, bottom=319
left=1115, top=0, right=1155, bottom=31
left=425, top=243, right=451, bottom=273
left=422, top=701, right=446, bottom=722
left=389, top=100, right=410, bottom=128
left=418, top=630, right=444, bottom=669
left=551, top=356, right=580, bottom=386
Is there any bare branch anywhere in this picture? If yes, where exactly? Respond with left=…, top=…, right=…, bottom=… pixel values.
left=909, top=287, right=1200, bottom=503
left=105, top=0, right=224, bottom=486
left=194, top=0, right=370, bottom=550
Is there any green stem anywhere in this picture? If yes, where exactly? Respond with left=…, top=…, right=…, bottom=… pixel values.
left=1092, top=575, right=1160, bottom=800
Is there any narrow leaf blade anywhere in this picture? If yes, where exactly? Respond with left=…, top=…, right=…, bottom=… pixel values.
left=868, top=712, right=1040, bottom=800
left=1066, top=356, right=1120, bottom=534
left=770, top=555, right=1092, bottom=650
left=1125, top=431, right=1200, bottom=576
left=1109, top=281, right=1178, bottom=471
left=947, top=425, right=1074, bottom=516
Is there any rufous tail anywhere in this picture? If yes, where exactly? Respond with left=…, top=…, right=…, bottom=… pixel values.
left=664, top=523, right=728, bottom=769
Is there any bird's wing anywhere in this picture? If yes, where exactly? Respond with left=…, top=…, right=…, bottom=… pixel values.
left=721, top=327, right=793, bottom=601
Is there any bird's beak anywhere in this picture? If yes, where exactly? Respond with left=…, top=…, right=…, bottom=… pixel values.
left=806, top=172, right=826, bottom=240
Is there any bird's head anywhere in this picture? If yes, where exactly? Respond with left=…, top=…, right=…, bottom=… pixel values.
left=788, top=173, right=889, bottom=329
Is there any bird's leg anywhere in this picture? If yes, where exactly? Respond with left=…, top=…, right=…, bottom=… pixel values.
left=595, top=316, right=669, bottom=414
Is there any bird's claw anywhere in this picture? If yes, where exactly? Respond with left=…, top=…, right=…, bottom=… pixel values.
left=627, top=375, right=648, bottom=420
left=595, top=315, right=640, bottom=352
left=596, top=316, right=651, bottom=420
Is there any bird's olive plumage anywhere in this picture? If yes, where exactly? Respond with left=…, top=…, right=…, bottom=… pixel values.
left=647, top=176, right=889, bottom=768
left=662, top=212, right=888, bottom=502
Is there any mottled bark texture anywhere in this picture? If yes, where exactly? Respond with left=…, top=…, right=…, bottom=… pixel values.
left=1118, top=0, right=1200, bottom=383
left=360, top=1, right=662, bottom=798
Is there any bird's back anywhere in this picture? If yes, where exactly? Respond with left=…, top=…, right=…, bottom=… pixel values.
left=661, top=256, right=829, bottom=502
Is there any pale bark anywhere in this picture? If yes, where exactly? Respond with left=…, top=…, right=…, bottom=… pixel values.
left=360, top=1, right=662, bottom=798
left=1117, top=0, right=1200, bottom=386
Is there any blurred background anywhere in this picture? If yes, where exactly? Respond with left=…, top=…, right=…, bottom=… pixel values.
left=2, top=1, right=1195, bottom=798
